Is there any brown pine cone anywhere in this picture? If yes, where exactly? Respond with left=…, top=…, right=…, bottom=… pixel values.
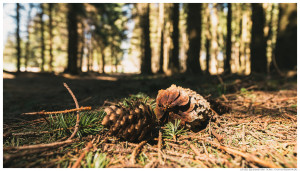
left=101, top=100, right=157, bottom=142
left=154, top=84, right=211, bottom=131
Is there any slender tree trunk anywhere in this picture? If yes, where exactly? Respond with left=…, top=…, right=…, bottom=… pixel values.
left=48, top=3, right=54, bottom=72
left=224, top=3, right=232, bottom=75
left=79, top=22, right=85, bottom=72
left=25, top=4, right=33, bottom=72
left=66, top=4, right=79, bottom=75
left=140, top=3, right=152, bottom=74
left=158, top=3, right=164, bottom=74
left=205, top=39, right=211, bottom=75
left=40, top=3, right=45, bottom=72
left=168, top=3, right=180, bottom=73
left=273, top=3, right=297, bottom=71
left=205, top=4, right=211, bottom=75
left=16, top=3, right=21, bottom=72
left=186, top=3, right=202, bottom=74
left=250, top=3, right=267, bottom=74
left=101, top=46, right=105, bottom=74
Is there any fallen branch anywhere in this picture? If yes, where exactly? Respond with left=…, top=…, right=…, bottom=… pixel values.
left=63, top=83, right=80, bottom=140
left=209, top=141, right=279, bottom=168
left=72, top=139, right=95, bottom=168
left=4, top=139, right=74, bottom=151
left=130, top=141, right=147, bottom=165
left=157, top=130, right=163, bottom=164
left=184, top=141, right=208, bottom=168
left=22, top=106, right=91, bottom=115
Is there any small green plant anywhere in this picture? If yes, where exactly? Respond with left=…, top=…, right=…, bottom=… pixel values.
left=85, top=151, right=110, bottom=168
left=163, top=119, right=187, bottom=141
left=121, top=92, right=156, bottom=109
left=47, top=110, right=106, bottom=138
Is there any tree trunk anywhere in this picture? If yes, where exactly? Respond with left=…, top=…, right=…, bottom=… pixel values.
left=157, top=3, right=164, bottom=74
left=101, top=47, right=106, bottom=74
left=48, top=3, right=54, bottom=72
left=250, top=3, right=267, bottom=74
left=40, top=3, right=45, bottom=72
left=25, top=4, right=33, bottom=72
left=224, top=3, right=232, bottom=75
left=79, top=22, right=85, bottom=72
left=274, top=3, right=297, bottom=71
left=16, top=3, right=21, bottom=72
left=168, top=3, right=180, bottom=73
left=66, top=4, right=79, bottom=75
left=139, top=3, right=152, bottom=74
left=205, top=39, right=211, bottom=75
left=186, top=3, right=202, bottom=74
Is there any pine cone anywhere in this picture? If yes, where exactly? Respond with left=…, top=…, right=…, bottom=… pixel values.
left=154, top=84, right=211, bottom=131
left=101, top=100, right=157, bottom=142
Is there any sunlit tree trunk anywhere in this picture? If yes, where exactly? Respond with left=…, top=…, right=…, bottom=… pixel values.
left=139, top=3, right=152, bottom=74
left=16, top=3, right=21, bottom=73
left=210, top=3, right=219, bottom=74
left=274, top=3, right=297, bottom=71
left=40, top=3, right=45, bottom=72
left=48, top=3, right=54, bottom=72
left=25, top=4, right=33, bottom=72
left=168, top=3, right=180, bottom=74
left=157, top=3, right=164, bottom=74
left=186, top=3, right=202, bottom=74
left=224, top=3, right=232, bottom=75
left=101, top=46, right=106, bottom=74
left=66, top=4, right=79, bottom=75
left=250, top=3, right=267, bottom=74
left=205, top=4, right=211, bottom=75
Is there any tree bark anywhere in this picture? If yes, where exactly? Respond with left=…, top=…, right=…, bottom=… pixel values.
left=139, top=3, right=152, bottom=74
left=66, top=4, right=79, bottom=75
left=168, top=3, right=180, bottom=73
left=250, top=3, right=267, bottom=74
left=186, top=3, right=202, bottom=74
left=224, top=3, right=232, bottom=75
left=274, top=3, right=297, bottom=71
left=16, top=3, right=21, bottom=72
left=40, top=3, right=45, bottom=72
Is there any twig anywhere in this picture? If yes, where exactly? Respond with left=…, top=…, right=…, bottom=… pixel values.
left=185, top=141, right=208, bottom=168
left=22, top=106, right=91, bottom=115
left=211, top=128, right=224, bottom=143
left=72, top=139, right=95, bottom=168
left=4, top=139, right=74, bottom=151
left=130, top=141, right=147, bottom=165
left=63, top=82, right=80, bottom=140
left=157, top=130, right=163, bottom=165
left=208, top=140, right=279, bottom=168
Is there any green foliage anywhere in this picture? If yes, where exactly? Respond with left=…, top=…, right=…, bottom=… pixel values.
left=84, top=151, right=110, bottom=168
left=121, top=92, right=156, bottom=109
left=163, top=119, right=187, bottom=140
left=47, top=110, right=106, bottom=138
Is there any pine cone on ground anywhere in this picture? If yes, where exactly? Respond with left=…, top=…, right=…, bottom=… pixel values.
left=154, top=84, right=211, bottom=131
left=101, top=100, right=157, bottom=142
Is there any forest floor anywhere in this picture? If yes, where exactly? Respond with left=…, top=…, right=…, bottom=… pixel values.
left=3, top=71, right=297, bottom=168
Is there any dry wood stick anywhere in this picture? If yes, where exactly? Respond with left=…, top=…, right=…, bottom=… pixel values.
left=157, top=130, right=163, bottom=164
left=211, top=128, right=224, bottom=143
left=72, top=139, right=95, bottom=168
left=63, top=83, right=80, bottom=140
left=130, top=140, right=147, bottom=165
left=22, top=106, right=91, bottom=115
left=4, top=139, right=74, bottom=151
left=209, top=141, right=279, bottom=168
left=185, top=141, right=208, bottom=168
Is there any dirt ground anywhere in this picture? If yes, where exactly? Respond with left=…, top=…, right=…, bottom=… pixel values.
left=2, top=71, right=297, bottom=168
